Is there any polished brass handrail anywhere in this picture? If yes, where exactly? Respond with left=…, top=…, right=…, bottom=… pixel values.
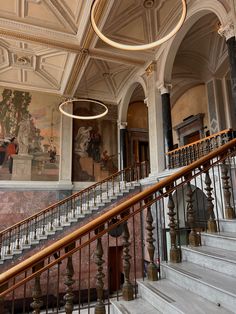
left=0, top=138, right=235, bottom=295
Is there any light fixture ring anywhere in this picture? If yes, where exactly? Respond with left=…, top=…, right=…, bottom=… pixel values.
left=91, top=0, right=187, bottom=51
left=59, top=98, right=108, bottom=120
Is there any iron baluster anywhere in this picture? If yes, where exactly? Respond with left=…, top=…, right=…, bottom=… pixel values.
left=94, top=226, right=105, bottom=314
left=64, top=243, right=75, bottom=314
left=221, top=161, right=235, bottom=219
left=121, top=210, right=134, bottom=301
left=145, top=197, right=158, bottom=280
left=167, top=192, right=181, bottom=262
left=204, top=170, right=217, bottom=232
left=186, top=180, right=200, bottom=246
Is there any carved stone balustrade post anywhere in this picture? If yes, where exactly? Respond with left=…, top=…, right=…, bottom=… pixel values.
left=121, top=210, right=133, bottom=301
left=221, top=161, right=235, bottom=219
left=94, top=225, right=105, bottom=314
left=145, top=197, right=158, bottom=280
left=64, top=243, right=75, bottom=314
left=31, top=261, right=44, bottom=314
left=186, top=180, right=200, bottom=247
left=167, top=193, right=181, bottom=262
left=204, top=170, right=217, bottom=232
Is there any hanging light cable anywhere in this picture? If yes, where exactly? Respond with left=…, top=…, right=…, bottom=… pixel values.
left=91, top=0, right=187, bottom=51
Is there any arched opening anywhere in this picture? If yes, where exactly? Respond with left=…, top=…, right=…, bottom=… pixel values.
left=125, top=84, right=149, bottom=166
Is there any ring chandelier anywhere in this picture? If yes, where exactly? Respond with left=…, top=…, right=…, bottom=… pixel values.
left=91, top=0, right=187, bottom=51
left=59, top=98, right=108, bottom=120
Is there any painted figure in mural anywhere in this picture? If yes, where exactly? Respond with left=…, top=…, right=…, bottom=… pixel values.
left=6, top=137, right=18, bottom=174
left=17, top=115, right=31, bottom=155
left=88, top=130, right=101, bottom=162
left=74, top=126, right=92, bottom=157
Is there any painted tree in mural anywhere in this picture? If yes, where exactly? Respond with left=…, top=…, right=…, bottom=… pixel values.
left=0, top=89, right=43, bottom=151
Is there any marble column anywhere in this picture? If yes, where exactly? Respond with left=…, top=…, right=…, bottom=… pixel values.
left=59, top=101, right=73, bottom=187
left=159, top=84, right=173, bottom=153
left=118, top=121, right=127, bottom=170
left=218, top=22, right=236, bottom=128
left=145, top=62, right=165, bottom=175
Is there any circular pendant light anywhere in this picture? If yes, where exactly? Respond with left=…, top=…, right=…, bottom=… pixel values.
left=59, top=98, right=108, bottom=120
left=91, top=0, right=187, bottom=51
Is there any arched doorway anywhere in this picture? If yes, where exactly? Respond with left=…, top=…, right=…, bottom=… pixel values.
left=126, top=85, right=149, bottom=166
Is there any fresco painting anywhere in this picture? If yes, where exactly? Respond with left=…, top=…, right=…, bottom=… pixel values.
left=0, top=88, right=61, bottom=181
left=72, top=101, right=118, bottom=182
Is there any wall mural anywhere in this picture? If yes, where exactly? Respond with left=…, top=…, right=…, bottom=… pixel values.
left=0, top=88, right=61, bottom=181
left=72, top=102, right=118, bottom=182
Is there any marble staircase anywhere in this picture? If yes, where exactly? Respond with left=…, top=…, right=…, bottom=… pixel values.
left=0, top=181, right=140, bottom=265
left=111, top=219, right=236, bottom=314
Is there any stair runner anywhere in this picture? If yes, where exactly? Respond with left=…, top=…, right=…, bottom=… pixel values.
left=0, top=181, right=140, bottom=265
left=111, top=219, right=236, bottom=314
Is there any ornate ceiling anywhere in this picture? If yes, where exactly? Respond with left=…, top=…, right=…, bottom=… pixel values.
left=0, top=0, right=230, bottom=104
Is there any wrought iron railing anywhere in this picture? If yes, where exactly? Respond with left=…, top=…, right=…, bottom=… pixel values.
left=0, top=161, right=149, bottom=264
left=0, top=140, right=236, bottom=313
left=167, top=128, right=234, bottom=169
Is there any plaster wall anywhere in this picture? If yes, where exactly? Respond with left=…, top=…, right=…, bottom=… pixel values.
left=171, top=85, right=209, bottom=144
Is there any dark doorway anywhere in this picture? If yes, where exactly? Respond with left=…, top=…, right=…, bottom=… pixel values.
left=184, top=131, right=200, bottom=145
left=138, top=141, right=149, bottom=162
left=109, top=246, right=123, bottom=293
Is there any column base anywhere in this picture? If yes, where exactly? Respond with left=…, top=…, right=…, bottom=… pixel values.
left=189, top=231, right=201, bottom=247
left=170, top=247, right=181, bottom=263
left=122, top=282, right=134, bottom=301
left=95, top=303, right=106, bottom=314
left=207, top=219, right=217, bottom=233
left=225, top=207, right=235, bottom=219
left=147, top=262, right=158, bottom=281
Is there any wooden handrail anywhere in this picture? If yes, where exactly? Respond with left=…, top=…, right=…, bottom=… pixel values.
left=0, top=138, right=235, bottom=286
left=166, top=128, right=232, bottom=155
left=0, top=161, right=147, bottom=237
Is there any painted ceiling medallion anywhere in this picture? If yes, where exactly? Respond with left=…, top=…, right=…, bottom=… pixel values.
left=143, top=0, right=155, bottom=9
left=91, top=0, right=187, bottom=51
left=59, top=98, right=108, bottom=120
left=16, top=56, right=30, bottom=66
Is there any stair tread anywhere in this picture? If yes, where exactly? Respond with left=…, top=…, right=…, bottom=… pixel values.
left=163, top=261, right=236, bottom=296
left=202, top=231, right=236, bottom=240
left=112, top=296, right=161, bottom=314
left=182, top=244, right=236, bottom=262
left=139, top=279, right=233, bottom=314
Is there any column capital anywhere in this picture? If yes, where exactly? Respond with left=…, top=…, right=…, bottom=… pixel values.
left=117, top=120, right=127, bottom=129
left=145, top=61, right=156, bottom=77
left=218, top=22, right=235, bottom=41
left=157, top=82, right=172, bottom=95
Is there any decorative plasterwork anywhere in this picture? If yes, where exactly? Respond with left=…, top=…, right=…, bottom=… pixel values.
left=218, top=22, right=235, bottom=41
left=0, top=38, right=76, bottom=93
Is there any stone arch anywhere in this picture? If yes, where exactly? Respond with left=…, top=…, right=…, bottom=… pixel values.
left=158, top=0, right=229, bottom=85
left=118, top=76, right=147, bottom=123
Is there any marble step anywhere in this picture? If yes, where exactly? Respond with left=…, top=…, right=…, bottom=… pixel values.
left=111, top=296, right=161, bottom=314
left=219, top=219, right=236, bottom=233
left=182, top=245, right=236, bottom=277
left=201, top=232, right=236, bottom=251
left=138, top=279, right=233, bottom=314
left=161, top=261, right=236, bottom=312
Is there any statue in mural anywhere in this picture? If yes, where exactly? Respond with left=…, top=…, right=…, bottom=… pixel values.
left=74, top=126, right=92, bottom=157
left=17, top=115, right=31, bottom=155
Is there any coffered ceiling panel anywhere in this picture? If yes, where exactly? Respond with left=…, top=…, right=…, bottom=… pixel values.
left=0, top=0, right=77, bottom=33
left=0, top=37, right=76, bottom=92
left=75, top=58, right=135, bottom=103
